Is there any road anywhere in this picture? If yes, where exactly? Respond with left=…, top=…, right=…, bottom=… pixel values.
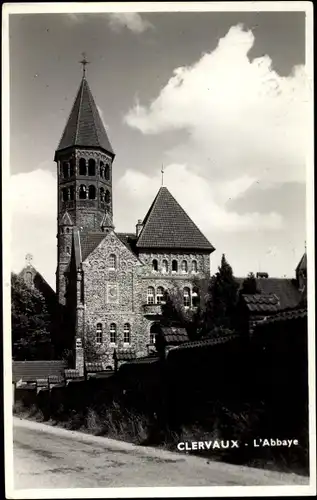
left=12, top=417, right=309, bottom=489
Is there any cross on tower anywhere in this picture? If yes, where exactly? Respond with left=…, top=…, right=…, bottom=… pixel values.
left=25, top=253, right=33, bottom=266
left=79, top=52, right=90, bottom=78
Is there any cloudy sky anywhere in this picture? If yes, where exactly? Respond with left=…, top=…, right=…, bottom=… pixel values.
left=9, top=8, right=310, bottom=289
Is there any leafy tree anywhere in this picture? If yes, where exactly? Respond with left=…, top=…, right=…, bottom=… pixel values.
left=240, top=272, right=259, bottom=295
left=11, top=273, right=52, bottom=360
left=204, top=254, right=239, bottom=333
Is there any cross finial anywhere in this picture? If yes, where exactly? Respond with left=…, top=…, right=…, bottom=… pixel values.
left=79, top=52, right=90, bottom=78
left=161, top=164, right=164, bottom=186
left=25, top=253, right=33, bottom=266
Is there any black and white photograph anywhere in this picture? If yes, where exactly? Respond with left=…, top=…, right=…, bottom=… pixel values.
left=3, top=2, right=315, bottom=497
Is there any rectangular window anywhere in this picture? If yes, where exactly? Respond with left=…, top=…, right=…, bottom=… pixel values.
left=124, top=324, right=131, bottom=343
left=96, top=323, right=103, bottom=344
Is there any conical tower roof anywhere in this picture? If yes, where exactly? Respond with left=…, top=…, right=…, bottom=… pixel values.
left=136, top=187, right=215, bottom=251
left=55, top=77, right=114, bottom=158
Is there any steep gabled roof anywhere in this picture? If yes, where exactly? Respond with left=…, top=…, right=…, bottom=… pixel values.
left=55, top=77, right=114, bottom=156
left=296, top=252, right=307, bottom=273
left=80, top=232, right=106, bottom=262
left=136, top=187, right=215, bottom=251
left=59, top=211, right=74, bottom=226
left=236, top=277, right=302, bottom=311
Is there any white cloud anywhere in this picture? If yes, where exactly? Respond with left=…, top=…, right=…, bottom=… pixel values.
left=124, top=24, right=310, bottom=186
left=10, top=170, right=57, bottom=289
left=108, top=13, right=153, bottom=34
left=116, top=163, right=283, bottom=234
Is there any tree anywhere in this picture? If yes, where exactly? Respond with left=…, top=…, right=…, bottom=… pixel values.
left=205, top=254, right=239, bottom=333
left=11, top=273, right=52, bottom=360
left=240, top=272, right=259, bottom=295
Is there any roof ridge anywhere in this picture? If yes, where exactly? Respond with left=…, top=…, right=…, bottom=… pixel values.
left=75, top=78, right=85, bottom=145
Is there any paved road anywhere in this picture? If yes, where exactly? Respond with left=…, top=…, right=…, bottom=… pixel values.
left=13, top=417, right=308, bottom=489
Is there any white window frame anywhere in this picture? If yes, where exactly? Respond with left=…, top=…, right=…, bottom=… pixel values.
left=156, top=287, right=164, bottom=304
left=123, top=323, right=131, bottom=344
left=109, top=253, right=117, bottom=270
left=96, top=323, right=103, bottom=344
left=147, top=287, right=155, bottom=305
left=183, top=288, right=191, bottom=308
left=110, top=323, right=117, bottom=344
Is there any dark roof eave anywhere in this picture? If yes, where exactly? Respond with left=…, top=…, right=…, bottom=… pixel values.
left=136, top=244, right=215, bottom=253
left=54, top=145, right=116, bottom=162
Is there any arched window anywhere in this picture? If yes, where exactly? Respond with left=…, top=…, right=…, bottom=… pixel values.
left=69, top=159, right=75, bottom=177
left=66, top=246, right=70, bottom=255
left=96, top=323, right=103, bottom=344
left=79, top=185, right=87, bottom=199
left=62, top=161, right=69, bottom=178
left=172, top=260, right=178, bottom=273
left=99, top=161, right=104, bottom=178
left=150, top=323, right=160, bottom=345
left=183, top=287, right=191, bottom=308
left=192, top=260, right=198, bottom=273
left=147, top=286, right=155, bottom=305
left=162, top=259, right=168, bottom=273
left=88, top=185, right=96, bottom=200
left=192, top=287, right=200, bottom=308
left=123, top=323, right=131, bottom=344
left=88, top=158, right=96, bottom=176
left=79, top=158, right=86, bottom=176
left=110, top=323, right=117, bottom=344
left=105, top=163, right=110, bottom=181
left=152, top=259, right=158, bottom=272
left=109, top=253, right=116, bottom=270
left=69, top=186, right=75, bottom=200
left=105, top=190, right=110, bottom=204
left=62, top=188, right=68, bottom=201
left=181, top=260, right=188, bottom=273
left=156, top=286, right=164, bottom=304
left=100, top=187, right=105, bottom=201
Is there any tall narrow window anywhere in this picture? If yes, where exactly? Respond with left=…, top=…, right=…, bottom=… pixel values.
left=162, top=259, right=168, bottom=273
left=79, top=185, right=87, bottom=199
left=147, top=286, right=155, bottom=305
left=183, top=287, right=191, bottom=308
left=181, top=260, right=188, bottom=273
left=150, top=323, right=160, bottom=345
left=100, top=187, right=105, bottom=201
left=172, top=260, right=178, bottom=273
left=62, top=188, right=68, bottom=201
left=62, top=162, right=69, bottom=178
left=79, top=158, right=86, bottom=176
left=66, top=246, right=70, bottom=255
left=110, top=323, right=117, bottom=344
left=192, top=287, right=200, bottom=308
left=25, top=271, right=33, bottom=287
left=105, top=190, right=110, bottom=204
left=124, top=323, right=131, bottom=344
left=88, top=185, right=96, bottom=200
left=96, top=323, right=103, bottom=344
left=109, top=254, right=116, bottom=270
left=105, top=164, right=110, bottom=181
left=69, top=186, right=75, bottom=200
left=192, top=260, right=198, bottom=273
left=99, top=161, right=104, bottom=178
left=88, top=158, right=96, bottom=176
left=156, top=286, right=164, bottom=304
left=152, top=259, right=158, bottom=272
left=69, top=159, right=75, bottom=177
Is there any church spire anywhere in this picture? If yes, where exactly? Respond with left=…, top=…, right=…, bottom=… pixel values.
left=79, top=52, right=90, bottom=79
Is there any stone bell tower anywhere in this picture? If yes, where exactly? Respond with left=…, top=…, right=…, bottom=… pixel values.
left=54, top=56, right=115, bottom=305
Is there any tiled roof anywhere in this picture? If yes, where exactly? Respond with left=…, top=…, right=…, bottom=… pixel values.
left=80, top=232, right=106, bottom=261
left=136, top=187, right=215, bottom=251
left=169, top=334, right=239, bottom=353
left=257, top=308, right=307, bottom=325
left=12, top=361, right=67, bottom=383
left=116, top=233, right=138, bottom=256
left=64, top=369, right=80, bottom=379
left=160, top=326, right=189, bottom=344
left=55, top=77, right=114, bottom=156
left=236, top=277, right=302, bottom=311
left=85, top=362, right=105, bottom=373
left=242, top=293, right=280, bottom=313
left=115, top=349, right=136, bottom=361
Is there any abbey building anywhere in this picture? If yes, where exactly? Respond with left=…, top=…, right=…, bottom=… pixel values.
left=54, top=72, right=215, bottom=372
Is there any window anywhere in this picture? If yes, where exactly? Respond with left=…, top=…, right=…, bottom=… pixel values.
left=69, top=159, right=75, bottom=177
left=172, top=260, right=178, bottom=273
left=100, top=187, right=105, bottom=202
left=147, top=286, right=155, bottom=305
left=192, top=287, right=200, bottom=308
left=88, top=185, right=96, bottom=200
left=88, top=158, right=96, bottom=176
left=105, top=164, right=110, bottom=181
left=152, top=259, right=158, bottom=272
left=99, top=161, right=104, bottom=178
left=66, top=246, right=70, bottom=255
left=96, top=323, right=103, bottom=344
left=183, top=287, right=191, bottom=308
left=62, top=162, right=69, bottom=178
left=79, top=185, right=87, bottom=199
left=105, top=190, right=110, bottom=204
left=109, top=253, right=116, bottom=270
left=156, top=286, right=164, bottom=304
left=79, top=158, right=86, bottom=176
left=69, top=186, right=75, bottom=200
left=110, top=323, right=117, bottom=344
left=181, top=260, right=188, bottom=273
left=162, top=259, right=168, bottom=273
left=150, top=323, right=160, bottom=345
left=25, top=271, right=32, bottom=286
left=192, top=260, right=198, bottom=273
left=66, top=228, right=70, bottom=234
left=124, top=323, right=131, bottom=344
left=62, top=188, right=68, bottom=201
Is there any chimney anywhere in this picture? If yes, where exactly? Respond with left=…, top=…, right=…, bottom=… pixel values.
left=136, top=219, right=143, bottom=237
left=256, top=272, right=269, bottom=279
